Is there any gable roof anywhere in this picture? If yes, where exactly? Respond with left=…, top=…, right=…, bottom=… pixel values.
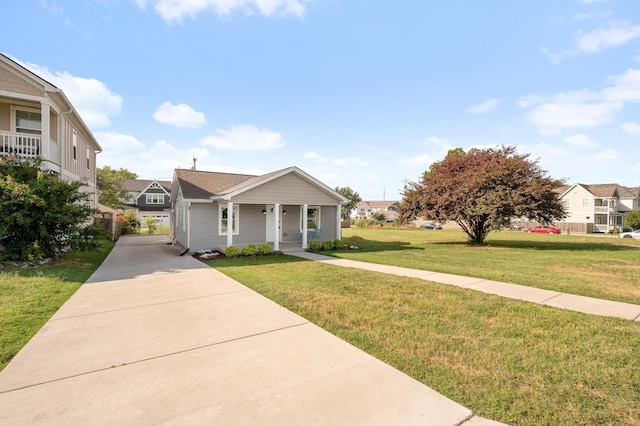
left=173, top=166, right=348, bottom=203
left=0, top=53, right=102, bottom=153
left=559, top=183, right=639, bottom=199
left=121, top=179, right=171, bottom=193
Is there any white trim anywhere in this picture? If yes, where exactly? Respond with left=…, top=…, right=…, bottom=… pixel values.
left=219, top=203, right=239, bottom=237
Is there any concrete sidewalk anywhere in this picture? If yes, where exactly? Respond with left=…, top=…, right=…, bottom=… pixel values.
left=285, top=248, right=640, bottom=322
left=0, top=235, right=503, bottom=425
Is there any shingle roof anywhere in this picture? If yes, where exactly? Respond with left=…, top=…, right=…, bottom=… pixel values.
left=121, top=179, right=171, bottom=193
left=580, top=183, right=636, bottom=198
left=174, top=169, right=258, bottom=199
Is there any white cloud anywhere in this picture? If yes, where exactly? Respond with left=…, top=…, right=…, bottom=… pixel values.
left=542, top=21, right=640, bottom=63
left=39, top=0, right=62, bottom=13
left=581, top=0, right=605, bottom=3
left=19, top=62, right=122, bottom=129
left=622, top=122, right=640, bottom=134
left=563, top=134, right=598, bottom=148
left=134, top=0, right=309, bottom=24
left=465, top=98, right=499, bottom=114
left=200, top=124, right=285, bottom=151
left=153, top=102, right=206, bottom=128
left=520, top=68, right=640, bottom=132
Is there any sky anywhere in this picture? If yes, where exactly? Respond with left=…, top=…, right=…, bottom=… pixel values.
left=3, top=0, right=640, bottom=199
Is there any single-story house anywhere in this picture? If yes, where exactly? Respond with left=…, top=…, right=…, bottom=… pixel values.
left=170, top=166, right=348, bottom=252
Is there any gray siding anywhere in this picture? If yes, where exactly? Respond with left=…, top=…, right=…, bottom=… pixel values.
left=173, top=201, right=188, bottom=248
left=233, top=173, right=340, bottom=205
left=281, top=205, right=302, bottom=243
left=318, top=205, right=338, bottom=241
left=232, top=204, right=268, bottom=247
left=190, top=203, right=220, bottom=251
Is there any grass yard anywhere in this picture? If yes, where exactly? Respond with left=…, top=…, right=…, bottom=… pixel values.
left=0, top=240, right=114, bottom=371
left=333, top=228, right=640, bottom=305
left=211, top=255, right=640, bottom=425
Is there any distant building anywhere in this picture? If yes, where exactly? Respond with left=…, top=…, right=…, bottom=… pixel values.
left=352, top=200, right=400, bottom=222
left=121, top=179, right=172, bottom=227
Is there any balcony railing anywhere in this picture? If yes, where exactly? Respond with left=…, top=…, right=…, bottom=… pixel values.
left=0, top=131, right=41, bottom=159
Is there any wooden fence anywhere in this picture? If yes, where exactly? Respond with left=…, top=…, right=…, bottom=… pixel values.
left=94, top=212, right=123, bottom=241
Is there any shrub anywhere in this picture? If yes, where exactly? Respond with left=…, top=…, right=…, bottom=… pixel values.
left=355, top=218, right=367, bottom=229
left=308, top=241, right=322, bottom=251
left=241, top=243, right=256, bottom=257
left=257, top=244, right=272, bottom=255
left=225, top=246, right=240, bottom=258
left=322, top=240, right=334, bottom=251
left=334, top=239, right=344, bottom=249
left=144, top=216, right=157, bottom=234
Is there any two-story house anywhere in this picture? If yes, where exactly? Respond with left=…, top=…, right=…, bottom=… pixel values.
left=121, top=179, right=172, bottom=227
left=558, top=183, right=640, bottom=233
left=0, top=53, right=101, bottom=207
left=352, top=200, right=400, bottom=222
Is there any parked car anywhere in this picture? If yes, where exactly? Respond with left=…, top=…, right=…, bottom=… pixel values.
left=524, top=225, right=560, bottom=234
left=619, top=229, right=640, bottom=240
left=421, top=223, right=442, bottom=230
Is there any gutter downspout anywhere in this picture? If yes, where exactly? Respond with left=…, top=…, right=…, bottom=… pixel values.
left=187, top=202, right=192, bottom=253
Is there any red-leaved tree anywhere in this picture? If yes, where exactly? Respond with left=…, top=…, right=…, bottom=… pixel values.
left=399, top=146, right=566, bottom=244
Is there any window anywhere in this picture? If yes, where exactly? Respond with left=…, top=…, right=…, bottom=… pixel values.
left=300, top=206, right=320, bottom=230
left=16, top=110, right=42, bottom=134
left=146, top=194, right=165, bottom=204
left=582, top=199, right=589, bottom=208
left=72, top=131, right=77, bottom=161
left=562, top=199, right=570, bottom=209
left=219, top=204, right=239, bottom=235
left=594, top=214, right=608, bottom=225
left=86, top=147, right=90, bottom=170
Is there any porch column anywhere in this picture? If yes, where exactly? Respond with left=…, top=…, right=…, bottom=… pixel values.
left=274, top=203, right=280, bottom=251
left=227, top=202, right=234, bottom=248
left=302, top=204, right=308, bottom=249
left=40, top=102, right=50, bottom=159
left=336, top=204, right=342, bottom=240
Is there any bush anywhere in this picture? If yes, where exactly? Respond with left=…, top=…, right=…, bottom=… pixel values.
left=225, top=246, right=240, bottom=258
left=334, top=239, right=344, bottom=250
left=257, top=244, right=272, bottom=255
left=144, top=216, right=157, bottom=234
left=241, top=243, right=256, bottom=257
left=308, top=241, right=322, bottom=251
left=322, top=240, right=334, bottom=251
left=355, top=219, right=367, bottom=229
left=0, top=158, right=100, bottom=261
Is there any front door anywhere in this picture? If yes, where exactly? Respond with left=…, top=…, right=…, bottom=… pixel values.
left=266, top=205, right=278, bottom=242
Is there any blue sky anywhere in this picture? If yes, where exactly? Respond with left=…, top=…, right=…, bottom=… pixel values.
left=3, top=0, right=640, bottom=199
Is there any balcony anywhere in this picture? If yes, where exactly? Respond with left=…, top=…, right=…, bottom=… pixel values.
left=0, top=131, right=41, bottom=159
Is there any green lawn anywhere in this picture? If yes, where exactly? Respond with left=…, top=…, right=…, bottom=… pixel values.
left=333, top=228, right=640, bottom=305
left=212, top=254, right=640, bottom=426
left=0, top=240, right=114, bottom=371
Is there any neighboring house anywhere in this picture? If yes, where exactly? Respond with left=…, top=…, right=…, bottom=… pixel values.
left=170, top=166, right=348, bottom=252
left=0, top=53, right=101, bottom=208
left=557, top=183, right=640, bottom=233
left=352, top=200, right=400, bottom=221
left=121, top=179, right=172, bottom=227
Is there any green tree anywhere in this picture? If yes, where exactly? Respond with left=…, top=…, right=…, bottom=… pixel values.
left=335, top=186, right=362, bottom=220
left=624, top=210, right=640, bottom=230
left=97, top=166, right=137, bottom=208
left=399, top=146, right=566, bottom=245
left=0, top=158, right=99, bottom=261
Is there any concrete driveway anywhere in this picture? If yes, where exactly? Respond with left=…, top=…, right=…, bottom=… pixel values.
left=0, top=235, right=501, bottom=425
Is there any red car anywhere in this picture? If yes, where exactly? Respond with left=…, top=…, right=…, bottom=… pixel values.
left=524, top=225, right=560, bottom=234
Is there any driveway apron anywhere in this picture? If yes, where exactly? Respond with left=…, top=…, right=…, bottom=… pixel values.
left=0, top=235, right=498, bottom=425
